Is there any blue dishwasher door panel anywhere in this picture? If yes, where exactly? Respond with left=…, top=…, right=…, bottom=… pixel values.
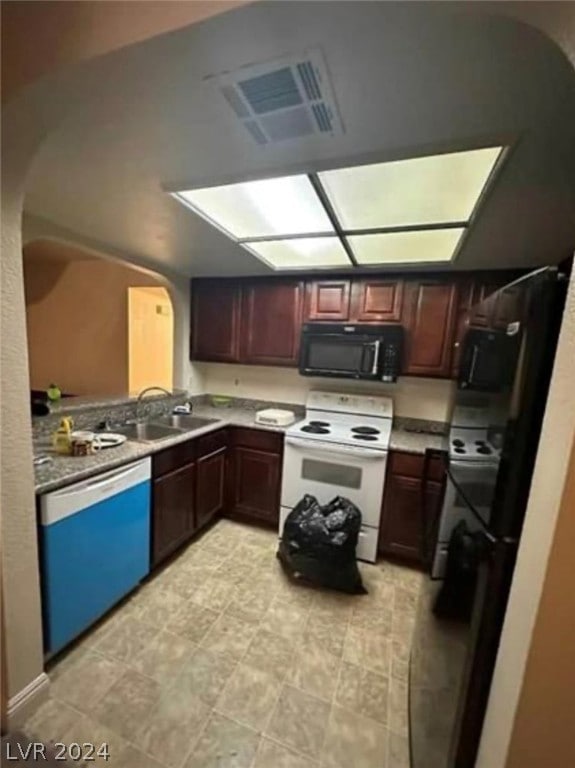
left=41, top=479, right=150, bottom=654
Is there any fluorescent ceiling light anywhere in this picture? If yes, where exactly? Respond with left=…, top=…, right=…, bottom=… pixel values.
left=318, top=147, right=502, bottom=229
left=244, top=237, right=351, bottom=270
left=348, top=228, right=465, bottom=265
left=174, top=175, right=333, bottom=239
left=171, top=145, right=504, bottom=269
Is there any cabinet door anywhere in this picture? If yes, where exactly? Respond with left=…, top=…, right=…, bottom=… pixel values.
left=351, top=279, right=403, bottom=323
left=451, top=280, right=474, bottom=378
left=196, top=448, right=226, bottom=530
left=241, top=281, right=304, bottom=366
left=305, top=280, right=351, bottom=321
left=402, top=281, right=458, bottom=377
left=379, top=474, right=423, bottom=563
left=468, top=282, right=498, bottom=328
left=491, top=285, right=524, bottom=329
left=152, top=462, right=195, bottom=567
left=191, top=280, right=241, bottom=362
left=232, top=447, right=281, bottom=524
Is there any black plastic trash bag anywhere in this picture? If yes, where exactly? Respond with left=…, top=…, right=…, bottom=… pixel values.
left=433, top=520, right=482, bottom=621
left=277, top=494, right=367, bottom=594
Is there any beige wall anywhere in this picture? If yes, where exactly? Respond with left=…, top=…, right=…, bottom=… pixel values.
left=192, top=361, right=455, bottom=422
left=504, top=435, right=575, bottom=768
left=24, top=242, right=168, bottom=396
left=1, top=108, right=47, bottom=708
left=1, top=0, right=249, bottom=103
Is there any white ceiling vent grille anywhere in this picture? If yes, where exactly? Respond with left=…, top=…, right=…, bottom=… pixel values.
left=216, top=49, right=344, bottom=145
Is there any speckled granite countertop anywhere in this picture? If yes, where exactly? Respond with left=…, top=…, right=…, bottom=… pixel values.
left=34, top=403, right=302, bottom=495
left=389, top=427, right=445, bottom=455
left=389, top=416, right=447, bottom=455
left=34, top=402, right=445, bottom=493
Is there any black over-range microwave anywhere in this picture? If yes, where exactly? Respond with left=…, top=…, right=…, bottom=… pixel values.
left=299, top=323, right=404, bottom=382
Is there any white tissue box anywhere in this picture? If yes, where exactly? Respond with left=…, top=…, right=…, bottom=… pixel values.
left=255, top=409, right=296, bottom=427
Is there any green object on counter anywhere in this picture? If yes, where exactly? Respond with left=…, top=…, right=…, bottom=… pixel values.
left=47, top=383, right=62, bottom=402
left=210, top=395, right=232, bottom=408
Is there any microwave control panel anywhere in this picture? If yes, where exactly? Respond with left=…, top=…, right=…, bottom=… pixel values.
left=381, top=343, right=400, bottom=382
left=380, top=327, right=404, bottom=382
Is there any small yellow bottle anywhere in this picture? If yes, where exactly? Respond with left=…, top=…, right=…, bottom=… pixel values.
left=52, top=417, right=74, bottom=455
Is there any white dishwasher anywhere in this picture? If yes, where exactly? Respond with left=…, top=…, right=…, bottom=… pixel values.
left=39, top=458, right=151, bottom=655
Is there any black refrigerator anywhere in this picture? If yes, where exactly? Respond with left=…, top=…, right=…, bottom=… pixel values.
left=409, top=266, right=569, bottom=768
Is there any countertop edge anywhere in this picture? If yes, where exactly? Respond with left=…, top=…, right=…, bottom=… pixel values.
left=34, top=414, right=287, bottom=494
left=35, top=410, right=446, bottom=494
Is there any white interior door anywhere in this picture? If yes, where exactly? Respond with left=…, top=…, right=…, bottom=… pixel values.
left=128, top=287, right=174, bottom=393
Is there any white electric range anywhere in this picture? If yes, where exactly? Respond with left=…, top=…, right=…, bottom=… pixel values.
left=280, top=391, right=393, bottom=563
left=432, top=406, right=502, bottom=578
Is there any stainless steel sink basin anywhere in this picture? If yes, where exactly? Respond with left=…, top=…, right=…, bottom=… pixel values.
left=115, top=422, right=183, bottom=442
left=153, top=414, right=220, bottom=431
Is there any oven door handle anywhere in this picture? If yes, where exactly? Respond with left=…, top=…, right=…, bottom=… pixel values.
left=285, top=436, right=386, bottom=460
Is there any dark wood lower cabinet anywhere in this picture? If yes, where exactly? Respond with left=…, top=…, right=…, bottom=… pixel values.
left=379, top=450, right=446, bottom=567
left=151, top=429, right=229, bottom=569
left=231, top=446, right=281, bottom=525
left=196, top=447, right=226, bottom=529
left=379, top=474, right=423, bottom=563
left=152, top=462, right=195, bottom=567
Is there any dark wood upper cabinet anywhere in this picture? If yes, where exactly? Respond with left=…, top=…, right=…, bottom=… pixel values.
left=152, top=463, right=195, bottom=567
left=491, top=285, right=524, bottom=329
left=305, top=280, right=351, bottom=321
left=402, top=281, right=459, bottom=377
left=196, top=447, right=226, bottom=530
left=232, top=447, right=281, bottom=524
left=451, top=280, right=474, bottom=378
left=351, top=279, right=403, bottom=323
left=468, top=282, right=499, bottom=328
left=241, top=281, right=304, bottom=366
left=191, top=273, right=518, bottom=377
left=191, top=280, right=241, bottom=363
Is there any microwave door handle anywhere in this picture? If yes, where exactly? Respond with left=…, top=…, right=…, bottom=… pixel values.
left=371, top=340, right=381, bottom=375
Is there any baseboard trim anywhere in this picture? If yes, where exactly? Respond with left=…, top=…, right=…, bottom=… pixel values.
left=7, top=673, right=50, bottom=727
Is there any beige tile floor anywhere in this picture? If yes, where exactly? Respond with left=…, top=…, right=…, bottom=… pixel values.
left=24, top=520, right=423, bottom=768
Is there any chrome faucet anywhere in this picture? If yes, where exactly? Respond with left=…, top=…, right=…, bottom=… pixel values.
left=135, top=386, right=172, bottom=423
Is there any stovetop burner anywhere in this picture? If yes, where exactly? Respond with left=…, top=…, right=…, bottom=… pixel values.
left=301, top=424, right=330, bottom=435
left=453, top=447, right=466, bottom=454
left=452, top=438, right=465, bottom=448
left=351, top=426, right=381, bottom=436
left=476, top=444, right=493, bottom=455
left=353, top=434, right=378, bottom=442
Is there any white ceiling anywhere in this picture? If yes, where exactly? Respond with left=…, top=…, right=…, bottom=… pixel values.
left=22, top=1, right=575, bottom=278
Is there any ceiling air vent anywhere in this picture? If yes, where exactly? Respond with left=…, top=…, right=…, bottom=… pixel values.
left=214, top=49, right=344, bottom=145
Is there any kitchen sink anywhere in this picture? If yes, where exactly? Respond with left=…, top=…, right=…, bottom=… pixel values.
left=153, top=414, right=220, bottom=431
left=115, top=422, right=183, bottom=442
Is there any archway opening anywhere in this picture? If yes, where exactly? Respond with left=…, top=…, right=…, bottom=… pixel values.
left=23, top=239, right=174, bottom=399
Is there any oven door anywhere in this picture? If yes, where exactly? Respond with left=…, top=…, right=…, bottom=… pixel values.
left=432, top=461, right=498, bottom=578
left=280, top=436, right=388, bottom=562
left=299, top=334, right=380, bottom=379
